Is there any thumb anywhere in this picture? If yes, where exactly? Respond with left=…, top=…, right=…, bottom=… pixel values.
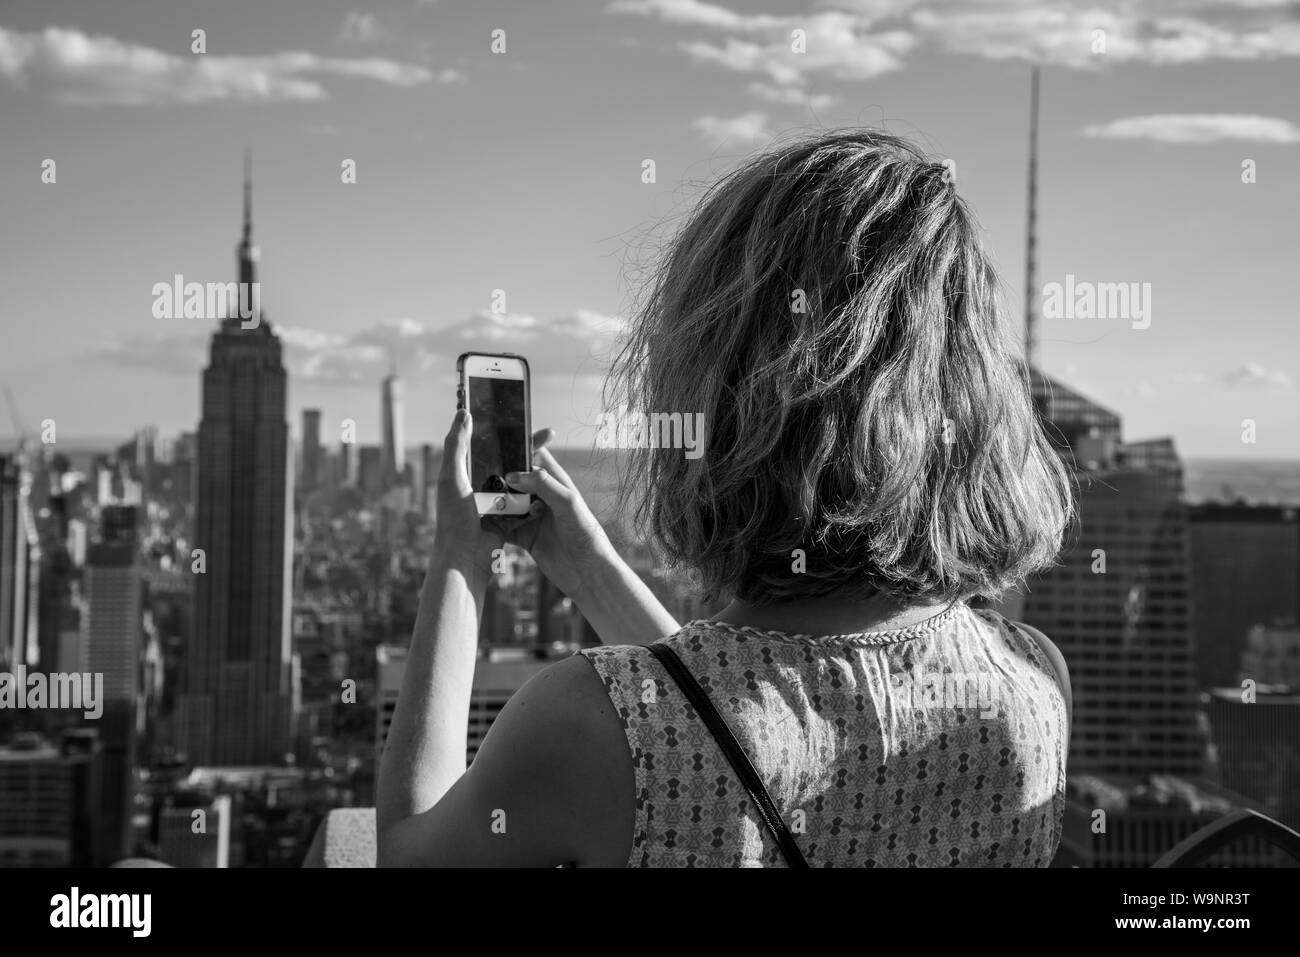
left=504, top=467, right=571, bottom=509
left=441, top=409, right=472, bottom=494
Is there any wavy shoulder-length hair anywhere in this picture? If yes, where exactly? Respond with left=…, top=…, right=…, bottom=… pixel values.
left=604, top=128, right=1073, bottom=606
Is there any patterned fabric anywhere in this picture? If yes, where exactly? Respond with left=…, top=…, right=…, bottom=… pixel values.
left=578, top=603, right=1067, bottom=867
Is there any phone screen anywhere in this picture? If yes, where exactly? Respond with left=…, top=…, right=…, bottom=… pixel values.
left=468, top=375, right=528, bottom=493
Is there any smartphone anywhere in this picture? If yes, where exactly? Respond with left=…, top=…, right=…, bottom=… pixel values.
left=456, top=352, right=533, bottom=516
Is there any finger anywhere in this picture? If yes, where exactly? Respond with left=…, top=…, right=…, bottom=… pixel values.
left=532, top=446, right=578, bottom=492
left=479, top=515, right=515, bottom=544
left=478, top=516, right=506, bottom=550
left=441, top=408, right=472, bottom=495
left=503, top=466, right=572, bottom=508
left=531, top=428, right=555, bottom=452
left=481, top=501, right=541, bottom=535
left=486, top=502, right=544, bottom=547
left=480, top=515, right=510, bottom=537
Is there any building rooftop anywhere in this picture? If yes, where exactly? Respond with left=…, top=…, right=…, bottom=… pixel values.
left=1204, top=685, right=1300, bottom=704
left=1066, top=773, right=1255, bottom=816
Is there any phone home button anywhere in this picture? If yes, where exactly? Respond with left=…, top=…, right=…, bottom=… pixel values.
left=493, top=496, right=507, bottom=511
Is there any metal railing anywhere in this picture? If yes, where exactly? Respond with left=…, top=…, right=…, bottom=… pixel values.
left=1151, top=808, right=1300, bottom=868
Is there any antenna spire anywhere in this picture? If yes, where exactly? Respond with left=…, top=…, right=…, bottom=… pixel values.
left=243, top=148, right=253, bottom=242
left=1024, top=66, right=1040, bottom=370
left=237, top=149, right=259, bottom=292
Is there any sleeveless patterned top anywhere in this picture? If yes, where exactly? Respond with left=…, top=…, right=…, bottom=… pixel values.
left=578, top=603, right=1067, bottom=867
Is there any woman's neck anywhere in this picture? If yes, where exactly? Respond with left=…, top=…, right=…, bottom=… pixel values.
left=712, top=591, right=956, bottom=638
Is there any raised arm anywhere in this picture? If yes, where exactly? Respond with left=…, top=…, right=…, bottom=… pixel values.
left=377, top=653, right=634, bottom=867
left=376, top=411, right=639, bottom=866
left=500, top=438, right=680, bottom=646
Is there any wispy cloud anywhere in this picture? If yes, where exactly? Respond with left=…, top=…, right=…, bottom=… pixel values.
left=91, top=331, right=206, bottom=377
left=1082, top=114, right=1300, bottom=144
left=746, top=82, right=836, bottom=110
left=692, top=111, right=773, bottom=147
left=447, top=309, right=627, bottom=380
left=93, top=311, right=627, bottom=385
left=608, top=0, right=1300, bottom=102
left=1223, top=362, right=1293, bottom=389
left=608, top=0, right=916, bottom=88
left=338, top=11, right=386, bottom=45
left=0, top=25, right=448, bottom=106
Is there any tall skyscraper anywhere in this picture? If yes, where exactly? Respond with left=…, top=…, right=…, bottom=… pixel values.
left=1008, top=70, right=1202, bottom=780
left=1021, top=333, right=1202, bottom=776
left=381, top=370, right=405, bottom=490
left=359, top=445, right=383, bottom=498
left=0, top=732, right=102, bottom=867
left=83, top=505, right=142, bottom=704
left=301, top=409, right=323, bottom=493
left=178, top=157, right=295, bottom=767
left=339, top=440, right=355, bottom=488
left=419, top=443, right=435, bottom=512
left=37, top=520, right=73, bottom=675
left=82, top=504, right=142, bottom=864
left=1188, top=503, right=1299, bottom=689
left=0, top=455, right=40, bottom=671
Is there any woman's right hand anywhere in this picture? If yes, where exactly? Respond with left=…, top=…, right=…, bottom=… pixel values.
left=488, top=429, right=620, bottom=604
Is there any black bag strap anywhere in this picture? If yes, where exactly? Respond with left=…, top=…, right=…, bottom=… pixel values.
left=646, top=642, right=810, bottom=868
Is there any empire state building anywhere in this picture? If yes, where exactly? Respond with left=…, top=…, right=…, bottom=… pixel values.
left=179, top=157, right=294, bottom=765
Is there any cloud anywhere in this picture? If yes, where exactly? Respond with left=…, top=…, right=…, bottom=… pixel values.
left=446, top=309, right=628, bottom=379
left=607, top=0, right=1300, bottom=102
left=93, top=311, right=628, bottom=386
left=90, top=331, right=207, bottom=376
left=609, top=0, right=916, bottom=88
left=747, top=82, right=836, bottom=110
left=902, top=0, right=1300, bottom=66
left=0, top=25, right=450, bottom=106
left=607, top=0, right=789, bottom=31
left=1222, top=362, right=1293, bottom=389
left=338, top=11, right=385, bottom=45
left=692, top=111, right=773, bottom=147
left=1081, top=114, right=1300, bottom=144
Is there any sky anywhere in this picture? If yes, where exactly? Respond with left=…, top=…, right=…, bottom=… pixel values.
left=1, top=0, right=1297, bottom=460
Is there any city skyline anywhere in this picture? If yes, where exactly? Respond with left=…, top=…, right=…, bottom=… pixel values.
left=177, top=169, right=294, bottom=766
left=1, top=1, right=1298, bottom=458
left=1, top=0, right=1298, bottom=877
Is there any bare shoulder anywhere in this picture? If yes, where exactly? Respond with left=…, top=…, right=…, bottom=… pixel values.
left=378, top=653, right=635, bottom=867
left=1010, top=620, right=1072, bottom=730
left=468, top=653, right=635, bottom=866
